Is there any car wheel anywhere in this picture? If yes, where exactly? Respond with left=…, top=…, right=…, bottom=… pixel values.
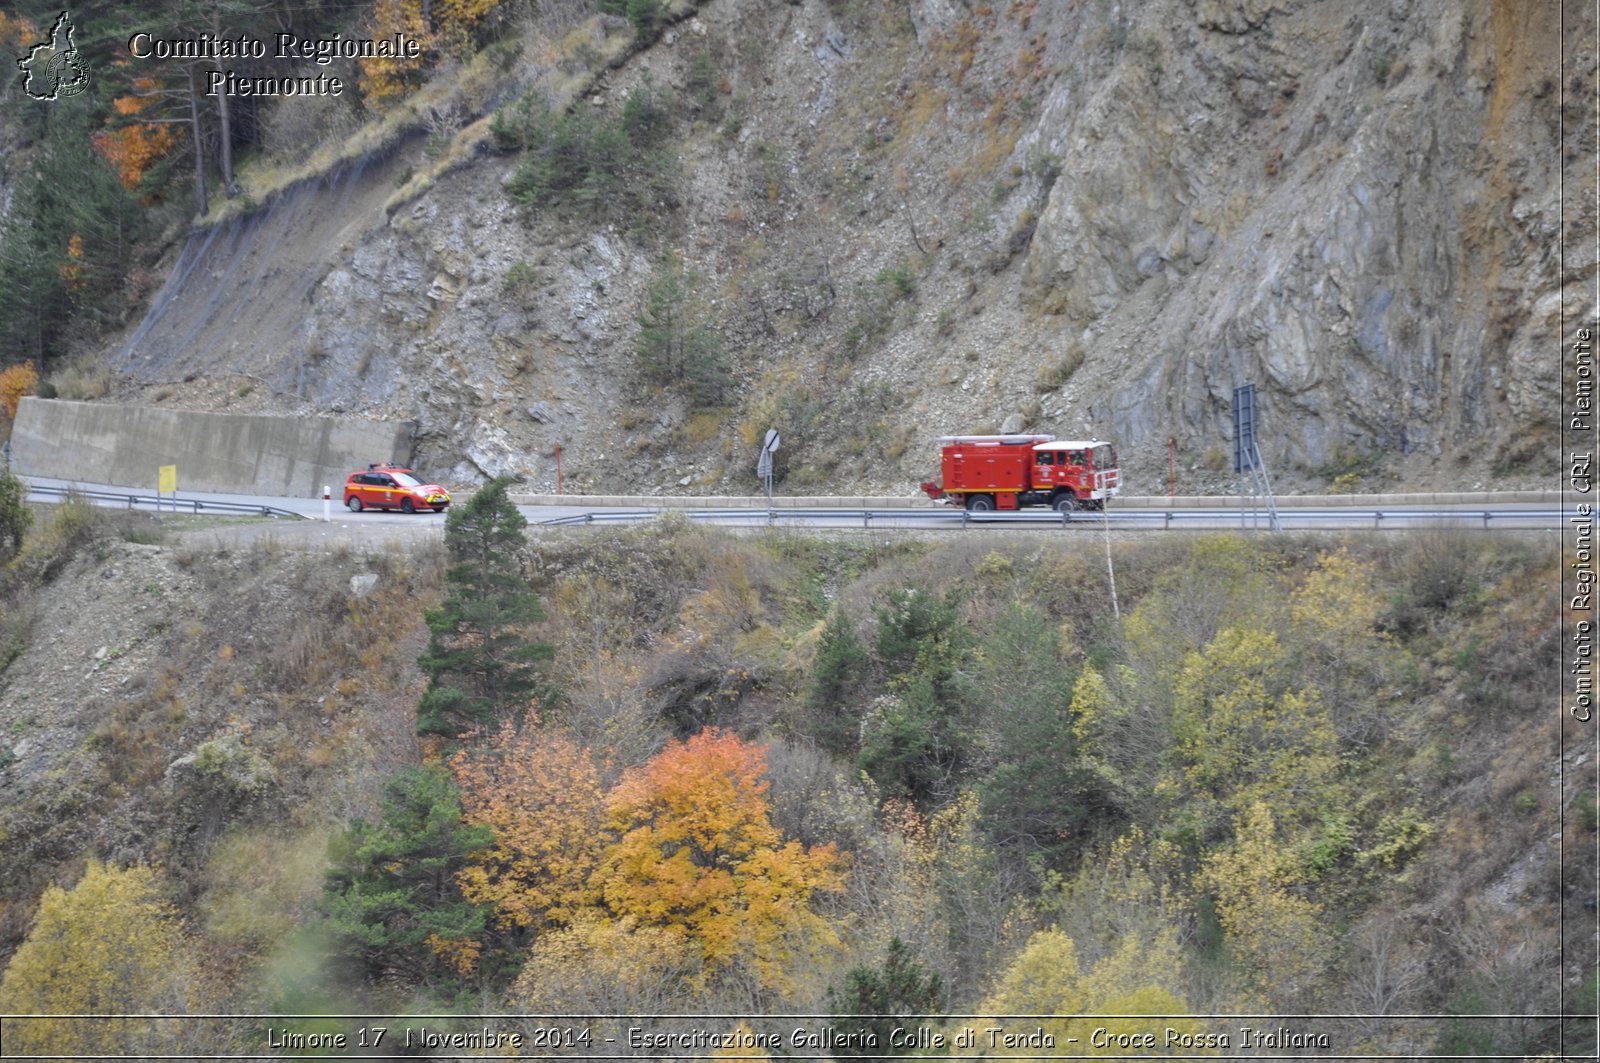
left=347, top=497, right=363, bottom=512
left=401, top=497, right=416, bottom=514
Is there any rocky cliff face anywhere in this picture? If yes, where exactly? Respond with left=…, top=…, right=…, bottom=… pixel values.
left=1015, top=0, right=1589, bottom=484
left=107, top=0, right=1591, bottom=495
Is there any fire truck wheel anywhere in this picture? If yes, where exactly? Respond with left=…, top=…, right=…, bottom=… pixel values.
left=1053, top=494, right=1079, bottom=513
left=966, top=494, right=995, bottom=512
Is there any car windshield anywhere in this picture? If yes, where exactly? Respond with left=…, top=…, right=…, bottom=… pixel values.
left=391, top=471, right=424, bottom=487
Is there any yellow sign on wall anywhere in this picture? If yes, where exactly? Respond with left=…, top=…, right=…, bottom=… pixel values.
left=158, top=464, right=176, bottom=493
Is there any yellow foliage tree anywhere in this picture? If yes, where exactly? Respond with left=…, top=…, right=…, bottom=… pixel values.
left=1289, top=546, right=1402, bottom=744
left=1170, top=625, right=1340, bottom=829
left=594, top=728, right=846, bottom=993
left=1068, top=663, right=1112, bottom=742
left=1200, top=802, right=1328, bottom=1007
left=966, top=927, right=1214, bottom=1057
left=58, top=233, right=87, bottom=292
left=360, top=0, right=504, bottom=107
left=359, top=0, right=433, bottom=107
left=1050, top=827, right=1193, bottom=955
left=511, top=915, right=701, bottom=1014
left=434, top=0, right=501, bottom=53
left=1123, top=536, right=1278, bottom=706
left=1290, top=548, right=1383, bottom=642
left=448, top=719, right=608, bottom=933
left=0, top=862, right=196, bottom=1058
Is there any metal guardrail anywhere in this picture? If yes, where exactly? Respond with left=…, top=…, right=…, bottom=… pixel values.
left=26, top=484, right=306, bottom=521
left=534, top=506, right=1574, bottom=530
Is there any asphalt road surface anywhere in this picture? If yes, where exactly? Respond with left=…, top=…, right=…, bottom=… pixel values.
left=20, top=476, right=1576, bottom=547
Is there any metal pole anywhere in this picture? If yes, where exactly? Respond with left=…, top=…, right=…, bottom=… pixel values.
left=1103, top=502, right=1120, bottom=620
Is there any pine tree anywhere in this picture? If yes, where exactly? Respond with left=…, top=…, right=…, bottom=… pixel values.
left=806, top=608, right=868, bottom=754
left=828, top=937, right=944, bottom=1057
left=636, top=253, right=729, bottom=408
left=0, top=104, right=147, bottom=365
left=321, top=765, right=494, bottom=987
left=416, top=477, right=553, bottom=738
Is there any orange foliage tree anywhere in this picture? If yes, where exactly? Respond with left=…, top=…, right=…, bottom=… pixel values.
left=0, top=361, right=39, bottom=420
left=449, top=720, right=608, bottom=935
left=93, top=78, right=181, bottom=190
left=593, top=728, right=846, bottom=991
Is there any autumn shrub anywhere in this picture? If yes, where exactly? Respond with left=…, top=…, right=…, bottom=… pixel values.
left=4, top=492, right=101, bottom=587
left=513, top=914, right=702, bottom=1013
left=46, top=361, right=113, bottom=400
left=201, top=827, right=330, bottom=950
left=764, top=738, right=884, bottom=857
left=1378, top=523, right=1490, bottom=633
left=0, top=359, right=38, bottom=418
left=0, top=862, right=202, bottom=1057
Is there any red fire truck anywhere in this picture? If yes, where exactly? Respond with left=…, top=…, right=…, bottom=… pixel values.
left=920, top=434, right=1121, bottom=512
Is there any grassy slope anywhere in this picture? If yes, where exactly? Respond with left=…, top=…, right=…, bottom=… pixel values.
left=0, top=507, right=1584, bottom=1054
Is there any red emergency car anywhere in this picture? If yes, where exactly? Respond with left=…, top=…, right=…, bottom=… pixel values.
left=343, top=464, right=451, bottom=513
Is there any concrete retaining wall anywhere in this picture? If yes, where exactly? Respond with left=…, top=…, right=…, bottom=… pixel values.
left=10, top=397, right=414, bottom=498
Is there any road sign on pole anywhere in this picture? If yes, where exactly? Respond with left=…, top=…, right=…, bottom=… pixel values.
left=757, top=429, right=779, bottom=508
left=1231, top=384, right=1280, bottom=532
left=158, top=464, right=176, bottom=515
left=1231, top=385, right=1256, bottom=474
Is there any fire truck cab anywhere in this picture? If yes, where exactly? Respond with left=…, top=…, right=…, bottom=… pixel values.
left=920, top=434, right=1121, bottom=512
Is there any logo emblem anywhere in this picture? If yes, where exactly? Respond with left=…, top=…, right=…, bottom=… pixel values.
left=17, top=11, right=91, bottom=101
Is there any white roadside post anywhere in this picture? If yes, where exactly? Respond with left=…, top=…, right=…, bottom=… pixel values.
left=323, top=485, right=331, bottom=523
